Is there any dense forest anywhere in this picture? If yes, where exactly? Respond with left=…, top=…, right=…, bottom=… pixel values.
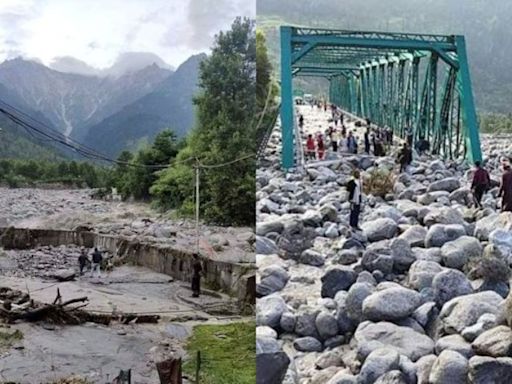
left=0, top=18, right=265, bottom=227
left=257, top=0, right=512, bottom=128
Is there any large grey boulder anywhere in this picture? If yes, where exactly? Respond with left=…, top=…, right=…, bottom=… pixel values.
left=293, top=336, right=323, bottom=352
left=472, top=326, right=512, bottom=357
left=256, top=295, right=287, bottom=329
left=256, top=336, right=290, bottom=384
left=295, top=308, right=321, bottom=337
left=362, top=218, right=398, bottom=242
left=427, top=178, right=461, bottom=193
left=474, top=212, right=512, bottom=241
left=346, top=282, right=375, bottom=321
left=257, top=219, right=284, bottom=236
left=423, top=207, right=466, bottom=227
left=390, top=238, right=416, bottom=271
left=435, top=334, right=473, bottom=358
left=429, top=350, right=468, bottom=384
left=439, top=291, right=504, bottom=334
left=315, top=311, right=339, bottom=340
left=440, top=236, right=482, bottom=269
left=398, top=225, right=427, bottom=247
left=468, top=356, right=512, bottom=384
left=415, top=354, right=437, bottom=384
left=362, top=287, right=422, bottom=321
left=256, top=236, right=279, bottom=255
left=408, top=260, right=443, bottom=290
left=321, top=266, right=357, bottom=298
left=354, top=321, right=435, bottom=361
left=257, top=265, right=289, bottom=296
left=432, top=269, right=473, bottom=307
left=359, top=347, right=400, bottom=384
left=425, top=224, right=466, bottom=248
left=299, top=249, right=325, bottom=266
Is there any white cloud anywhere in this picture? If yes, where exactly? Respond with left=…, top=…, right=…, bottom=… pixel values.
left=0, top=0, right=254, bottom=68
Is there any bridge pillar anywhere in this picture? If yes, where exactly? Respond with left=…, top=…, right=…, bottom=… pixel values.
left=280, top=26, right=294, bottom=169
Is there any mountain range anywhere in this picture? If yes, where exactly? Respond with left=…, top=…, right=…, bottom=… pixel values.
left=0, top=52, right=205, bottom=159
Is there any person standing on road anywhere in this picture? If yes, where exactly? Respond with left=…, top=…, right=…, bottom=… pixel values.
left=78, top=248, right=88, bottom=276
left=191, top=253, right=203, bottom=297
left=317, top=134, right=325, bottom=160
left=347, top=131, right=357, bottom=154
left=498, top=164, right=512, bottom=212
left=471, top=161, right=490, bottom=209
left=306, top=134, right=316, bottom=160
left=331, top=129, right=340, bottom=153
left=90, top=247, right=102, bottom=278
left=398, top=143, right=412, bottom=173
left=347, top=169, right=363, bottom=231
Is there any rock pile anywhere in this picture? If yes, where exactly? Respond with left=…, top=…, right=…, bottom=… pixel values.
left=256, top=107, right=512, bottom=384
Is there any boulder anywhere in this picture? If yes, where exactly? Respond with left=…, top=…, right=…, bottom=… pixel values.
left=468, top=356, right=512, bottom=384
left=299, top=249, right=325, bottom=266
left=427, top=178, right=461, bottom=193
left=425, top=224, right=466, bottom=248
left=362, top=218, right=398, bottom=242
left=256, top=336, right=290, bottom=384
left=440, top=236, right=482, bottom=269
left=256, top=236, right=279, bottom=255
left=408, top=260, right=443, bottom=290
left=293, top=336, right=323, bottom=352
left=390, top=238, right=416, bottom=271
left=346, top=282, right=375, bottom=321
left=354, top=321, right=435, bottom=361
left=315, top=311, right=339, bottom=340
left=429, top=350, right=468, bottom=384
left=321, top=267, right=357, bottom=298
left=256, top=295, right=287, bottom=329
left=257, top=265, right=289, bottom=296
left=432, top=269, right=473, bottom=306
left=362, top=287, right=422, bottom=321
left=398, top=225, right=427, bottom=247
left=472, top=326, right=512, bottom=357
left=359, top=347, right=400, bottom=384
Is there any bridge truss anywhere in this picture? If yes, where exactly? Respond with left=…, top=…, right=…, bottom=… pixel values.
left=280, top=26, right=482, bottom=169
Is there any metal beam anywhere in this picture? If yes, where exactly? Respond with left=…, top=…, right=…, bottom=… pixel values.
left=280, top=26, right=294, bottom=169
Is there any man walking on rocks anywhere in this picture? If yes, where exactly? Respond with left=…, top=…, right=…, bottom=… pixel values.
left=347, top=131, right=357, bottom=154
left=364, top=127, right=371, bottom=154
left=499, top=164, right=512, bottom=212
left=306, top=134, right=316, bottom=160
left=191, top=253, right=203, bottom=297
left=471, top=161, right=490, bottom=209
left=398, top=143, right=412, bottom=173
left=78, top=248, right=88, bottom=276
left=90, top=247, right=102, bottom=278
left=347, top=169, right=363, bottom=231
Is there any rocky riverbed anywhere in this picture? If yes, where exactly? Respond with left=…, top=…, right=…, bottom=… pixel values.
left=0, top=188, right=254, bottom=264
left=256, top=106, right=512, bottom=384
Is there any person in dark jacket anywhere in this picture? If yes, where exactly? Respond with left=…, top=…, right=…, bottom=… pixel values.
left=90, top=247, right=102, bottom=278
left=499, top=164, right=512, bottom=212
left=364, top=127, right=371, bottom=154
left=471, top=161, right=490, bottom=208
left=347, top=169, right=363, bottom=231
left=191, top=253, right=203, bottom=297
left=398, top=143, right=412, bottom=173
left=78, top=248, right=88, bottom=275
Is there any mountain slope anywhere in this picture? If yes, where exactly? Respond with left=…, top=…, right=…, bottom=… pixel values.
left=83, top=53, right=206, bottom=157
left=0, top=58, right=172, bottom=138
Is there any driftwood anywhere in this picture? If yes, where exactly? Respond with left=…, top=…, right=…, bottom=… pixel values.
left=0, top=287, right=160, bottom=326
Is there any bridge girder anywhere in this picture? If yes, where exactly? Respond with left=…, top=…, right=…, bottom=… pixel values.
left=280, top=26, right=482, bottom=169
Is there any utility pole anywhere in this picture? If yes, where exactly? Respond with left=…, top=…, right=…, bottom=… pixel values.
left=195, top=160, right=200, bottom=254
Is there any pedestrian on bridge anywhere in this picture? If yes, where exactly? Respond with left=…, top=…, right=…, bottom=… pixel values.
left=498, top=164, right=512, bottom=212
left=317, top=134, right=325, bottom=160
left=347, top=131, right=357, bottom=154
left=90, top=247, right=102, bottom=278
left=306, top=134, right=316, bottom=160
left=332, top=129, right=340, bottom=153
left=347, top=169, right=363, bottom=231
left=191, top=253, right=203, bottom=297
left=471, top=161, right=490, bottom=209
left=298, top=114, right=304, bottom=128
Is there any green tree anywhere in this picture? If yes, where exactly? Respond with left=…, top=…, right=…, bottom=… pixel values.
left=152, top=17, right=256, bottom=226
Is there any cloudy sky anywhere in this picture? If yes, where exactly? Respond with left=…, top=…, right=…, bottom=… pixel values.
left=0, top=0, right=254, bottom=69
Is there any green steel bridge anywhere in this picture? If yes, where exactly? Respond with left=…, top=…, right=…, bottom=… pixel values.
left=279, top=26, right=482, bottom=169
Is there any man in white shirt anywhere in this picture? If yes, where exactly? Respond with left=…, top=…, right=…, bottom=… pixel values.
left=347, top=169, right=363, bottom=231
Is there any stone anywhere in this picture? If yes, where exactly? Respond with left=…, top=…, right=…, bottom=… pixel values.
left=295, top=308, right=320, bottom=337
left=415, top=354, right=437, bottom=384
left=362, top=218, right=398, bottom=242
left=408, top=260, right=443, bottom=290
left=432, top=269, right=473, bottom=307
left=361, top=251, right=394, bottom=275
left=362, top=287, right=422, bottom=321
left=435, top=334, right=473, bottom=358
left=359, top=347, right=400, bottom=384
left=439, top=291, right=504, bottom=334
left=474, top=212, right=512, bottom=241
left=293, top=336, right=323, bottom=352
left=346, top=282, right=375, bottom=321
left=256, top=236, right=279, bottom=255
left=468, top=356, right=512, bottom=384
left=354, top=321, right=435, bottom=362
left=315, top=349, right=343, bottom=369
left=440, top=236, right=483, bottom=269
left=425, top=224, right=466, bottom=248
left=390, top=238, right=416, bottom=272
left=53, top=268, right=76, bottom=281
left=325, top=223, right=339, bottom=238
left=257, top=265, right=289, bottom=296
left=427, top=178, right=461, bottom=193
left=257, top=220, right=284, bottom=236
left=299, top=249, right=325, bottom=266
left=256, top=326, right=277, bottom=339
left=398, top=225, right=427, bottom=247
left=319, top=203, right=338, bottom=222
left=321, top=267, right=357, bottom=298
left=256, top=336, right=290, bottom=384
left=332, top=249, right=359, bottom=265
left=429, top=350, right=468, bottom=384
left=413, top=302, right=438, bottom=329
left=315, top=311, right=339, bottom=340
left=489, top=228, right=512, bottom=251
left=472, top=326, right=512, bottom=357
left=374, top=371, right=408, bottom=384
left=280, top=312, right=296, bottom=333
left=326, top=372, right=358, bottom=384
left=256, top=295, right=287, bottom=329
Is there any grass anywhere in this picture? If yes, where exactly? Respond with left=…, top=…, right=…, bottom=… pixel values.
left=183, top=321, right=255, bottom=384
left=0, top=329, right=23, bottom=351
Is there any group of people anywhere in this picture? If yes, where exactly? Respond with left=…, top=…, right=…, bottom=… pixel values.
left=363, top=120, right=393, bottom=157
left=471, top=158, right=512, bottom=212
left=78, top=247, right=104, bottom=278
